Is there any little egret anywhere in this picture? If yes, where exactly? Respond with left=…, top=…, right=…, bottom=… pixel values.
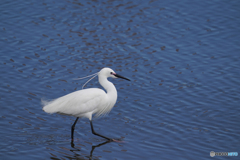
left=42, top=67, right=130, bottom=141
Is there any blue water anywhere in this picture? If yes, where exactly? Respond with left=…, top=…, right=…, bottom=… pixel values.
left=0, top=0, right=239, bottom=159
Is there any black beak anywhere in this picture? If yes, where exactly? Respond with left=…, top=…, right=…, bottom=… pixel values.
left=114, top=74, right=130, bottom=81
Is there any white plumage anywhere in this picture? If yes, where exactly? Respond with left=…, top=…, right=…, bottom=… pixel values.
left=43, top=88, right=110, bottom=120
left=42, top=67, right=130, bottom=141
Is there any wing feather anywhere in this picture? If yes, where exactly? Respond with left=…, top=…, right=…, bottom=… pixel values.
left=42, top=88, right=107, bottom=117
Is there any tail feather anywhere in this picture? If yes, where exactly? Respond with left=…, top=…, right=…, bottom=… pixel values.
left=41, top=98, right=57, bottom=113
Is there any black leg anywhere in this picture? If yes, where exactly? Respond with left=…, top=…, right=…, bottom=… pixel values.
left=90, top=140, right=111, bottom=159
left=90, top=120, right=112, bottom=141
left=71, top=117, right=79, bottom=141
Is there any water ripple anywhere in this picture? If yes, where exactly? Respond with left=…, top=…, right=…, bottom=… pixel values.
left=0, top=0, right=240, bottom=159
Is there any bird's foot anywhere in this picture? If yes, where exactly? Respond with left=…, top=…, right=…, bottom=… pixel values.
left=112, top=139, right=125, bottom=143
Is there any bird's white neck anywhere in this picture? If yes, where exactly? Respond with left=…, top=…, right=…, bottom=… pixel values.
left=99, top=75, right=117, bottom=97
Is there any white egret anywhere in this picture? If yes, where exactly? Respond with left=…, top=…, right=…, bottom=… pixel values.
left=42, top=67, right=130, bottom=141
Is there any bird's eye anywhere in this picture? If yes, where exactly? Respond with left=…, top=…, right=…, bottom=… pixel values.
left=110, top=72, right=113, bottom=74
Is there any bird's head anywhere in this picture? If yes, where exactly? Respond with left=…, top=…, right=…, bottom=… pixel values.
left=99, top=68, right=130, bottom=81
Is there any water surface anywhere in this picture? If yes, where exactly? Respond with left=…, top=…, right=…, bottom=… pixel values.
left=0, top=0, right=239, bottom=159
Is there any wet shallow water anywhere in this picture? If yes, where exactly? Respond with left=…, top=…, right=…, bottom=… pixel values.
left=0, top=0, right=240, bottom=159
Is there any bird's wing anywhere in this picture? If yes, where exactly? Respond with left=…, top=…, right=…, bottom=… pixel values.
left=42, top=88, right=107, bottom=116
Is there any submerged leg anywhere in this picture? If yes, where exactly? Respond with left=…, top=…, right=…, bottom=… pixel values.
left=90, top=120, right=112, bottom=141
left=71, top=117, right=79, bottom=141
left=90, top=140, right=111, bottom=158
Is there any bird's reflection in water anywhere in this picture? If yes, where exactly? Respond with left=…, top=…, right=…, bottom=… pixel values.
left=70, top=140, right=112, bottom=160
